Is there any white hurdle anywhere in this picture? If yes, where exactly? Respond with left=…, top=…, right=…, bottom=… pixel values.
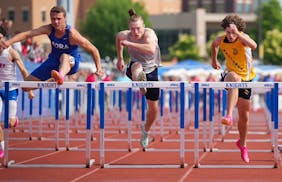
left=193, top=82, right=280, bottom=169
left=99, top=81, right=188, bottom=168
left=2, top=81, right=95, bottom=168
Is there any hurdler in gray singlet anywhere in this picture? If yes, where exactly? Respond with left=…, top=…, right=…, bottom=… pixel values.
left=127, top=28, right=161, bottom=74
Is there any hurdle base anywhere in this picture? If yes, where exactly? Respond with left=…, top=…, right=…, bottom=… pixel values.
left=209, top=148, right=273, bottom=153
left=194, top=163, right=277, bottom=169
left=102, top=163, right=188, bottom=169
left=91, top=148, right=140, bottom=152
left=6, top=159, right=95, bottom=168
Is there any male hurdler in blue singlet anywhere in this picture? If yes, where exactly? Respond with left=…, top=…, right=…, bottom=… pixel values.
left=0, top=6, right=104, bottom=88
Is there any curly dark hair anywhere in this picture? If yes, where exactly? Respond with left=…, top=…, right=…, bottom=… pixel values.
left=220, top=14, right=246, bottom=32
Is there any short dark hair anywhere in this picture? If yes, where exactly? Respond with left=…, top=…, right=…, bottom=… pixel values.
left=50, top=6, right=66, bottom=17
left=0, top=26, right=8, bottom=37
left=221, top=14, right=246, bottom=32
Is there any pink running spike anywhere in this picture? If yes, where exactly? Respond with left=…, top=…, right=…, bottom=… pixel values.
left=236, top=140, right=250, bottom=163
left=221, top=115, right=233, bottom=126
left=0, top=150, right=4, bottom=158
left=51, top=70, right=64, bottom=85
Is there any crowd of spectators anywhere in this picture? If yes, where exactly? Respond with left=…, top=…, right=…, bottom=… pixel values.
left=0, top=18, right=46, bottom=63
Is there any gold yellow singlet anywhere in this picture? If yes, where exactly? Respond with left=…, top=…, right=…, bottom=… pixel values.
left=220, top=35, right=256, bottom=81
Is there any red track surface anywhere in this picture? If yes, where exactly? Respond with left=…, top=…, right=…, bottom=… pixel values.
left=0, top=110, right=282, bottom=181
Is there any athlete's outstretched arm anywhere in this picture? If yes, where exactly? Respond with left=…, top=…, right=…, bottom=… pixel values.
left=70, top=28, right=104, bottom=77
left=0, top=25, right=51, bottom=48
left=229, top=24, right=257, bottom=50
left=120, top=29, right=157, bottom=55
left=116, top=31, right=128, bottom=71
left=211, top=36, right=222, bottom=70
left=10, top=48, right=35, bottom=99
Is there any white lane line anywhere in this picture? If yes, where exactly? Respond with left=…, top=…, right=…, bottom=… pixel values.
left=69, top=149, right=140, bottom=182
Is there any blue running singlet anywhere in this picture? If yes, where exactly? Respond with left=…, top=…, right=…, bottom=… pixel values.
left=31, top=25, right=81, bottom=81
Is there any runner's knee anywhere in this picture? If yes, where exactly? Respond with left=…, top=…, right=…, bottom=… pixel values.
left=226, top=72, right=241, bottom=82
left=131, top=62, right=143, bottom=72
left=60, top=54, right=75, bottom=67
